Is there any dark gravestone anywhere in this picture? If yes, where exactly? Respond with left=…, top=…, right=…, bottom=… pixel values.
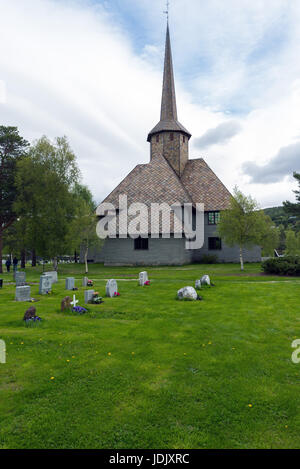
left=24, top=306, right=36, bottom=321
left=0, top=279, right=3, bottom=289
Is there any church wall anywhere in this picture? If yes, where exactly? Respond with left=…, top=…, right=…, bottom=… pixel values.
left=150, top=132, right=189, bottom=176
left=82, top=237, right=193, bottom=266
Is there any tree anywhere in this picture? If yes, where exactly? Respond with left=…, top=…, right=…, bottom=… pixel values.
left=14, top=136, right=80, bottom=270
left=0, top=126, right=29, bottom=272
left=69, top=183, right=102, bottom=273
left=218, top=187, right=276, bottom=270
left=283, top=172, right=300, bottom=230
left=285, top=230, right=300, bottom=256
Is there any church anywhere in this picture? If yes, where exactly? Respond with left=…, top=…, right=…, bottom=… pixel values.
left=89, top=24, right=261, bottom=266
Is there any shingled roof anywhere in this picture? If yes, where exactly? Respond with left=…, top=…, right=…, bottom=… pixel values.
left=102, top=153, right=192, bottom=207
left=181, top=158, right=232, bottom=211
left=102, top=156, right=231, bottom=212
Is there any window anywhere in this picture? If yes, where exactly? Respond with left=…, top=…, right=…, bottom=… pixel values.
left=208, top=237, right=222, bottom=250
left=170, top=133, right=174, bottom=141
left=183, top=136, right=185, bottom=143
left=156, top=135, right=160, bottom=143
left=134, top=237, right=149, bottom=250
left=208, top=211, right=220, bottom=225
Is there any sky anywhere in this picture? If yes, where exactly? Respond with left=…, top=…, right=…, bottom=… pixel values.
left=1, top=0, right=300, bottom=208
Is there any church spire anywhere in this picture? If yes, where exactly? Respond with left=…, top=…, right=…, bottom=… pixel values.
left=147, top=24, right=191, bottom=143
left=160, top=23, right=178, bottom=122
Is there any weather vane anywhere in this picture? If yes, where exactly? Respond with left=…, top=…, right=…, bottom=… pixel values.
left=163, top=0, right=170, bottom=22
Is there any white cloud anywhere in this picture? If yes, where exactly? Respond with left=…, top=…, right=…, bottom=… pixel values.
left=0, top=0, right=300, bottom=208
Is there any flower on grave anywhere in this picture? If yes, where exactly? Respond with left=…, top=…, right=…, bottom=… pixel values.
left=87, top=280, right=94, bottom=287
left=144, top=280, right=150, bottom=286
left=114, top=292, right=120, bottom=297
left=72, top=306, right=88, bottom=314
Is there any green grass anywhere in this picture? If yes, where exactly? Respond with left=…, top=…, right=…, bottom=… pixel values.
left=0, top=263, right=299, bottom=449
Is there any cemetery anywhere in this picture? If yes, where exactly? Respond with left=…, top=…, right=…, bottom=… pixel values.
left=0, top=262, right=299, bottom=449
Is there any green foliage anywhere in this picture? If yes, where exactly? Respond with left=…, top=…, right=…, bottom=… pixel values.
left=0, top=126, right=29, bottom=271
left=285, top=230, right=300, bottom=256
left=199, top=254, right=218, bottom=264
left=68, top=183, right=102, bottom=273
left=14, top=136, right=81, bottom=265
left=218, top=187, right=275, bottom=269
left=262, top=256, right=300, bottom=276
left=283, top=172, right=300, bottom=230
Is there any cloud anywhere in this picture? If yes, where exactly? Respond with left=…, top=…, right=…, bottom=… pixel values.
left=0, top=0, right=300, bottom=208
left=194, top=121, right=242, bottom=149
left=242, top=142, right=300, bottom=183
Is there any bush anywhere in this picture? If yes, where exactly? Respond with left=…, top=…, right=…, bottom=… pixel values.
left=198, top=254, right=218, bottom=264
left=262, top=256, right=300, bottom=276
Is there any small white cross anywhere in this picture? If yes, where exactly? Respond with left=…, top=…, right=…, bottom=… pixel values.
left=71, top=294, right=78, bottom=308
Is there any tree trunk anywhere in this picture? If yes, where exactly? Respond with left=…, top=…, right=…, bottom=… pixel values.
left=84, top=248, right=88, bottom=274
left=21, top=249, right=26, bottom=269
left=32, top=249, right=36, bottom=267
left=239, top=246, right=244, bottom=271
left=53, top=256, right=58, bottom=271
left=74, top=250, right=78, bottom=263
left=0, top=232, right=2, bottom=274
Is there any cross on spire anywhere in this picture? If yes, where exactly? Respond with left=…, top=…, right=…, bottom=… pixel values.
left=163, top=0, right=170, bottom=22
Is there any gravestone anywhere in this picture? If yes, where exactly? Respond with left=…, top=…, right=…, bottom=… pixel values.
left=83, top=277, right=88, bottom=287
left=15, top=285, right=31, bottom=302
left=139, top=271, right=148, bottom=286
left=65, top=277, right=75, bottom=290
left=39, top=274, right=52, bottom=294
left=106, top=279, right=118, bottom=298
left=195, top=280, right=202, bottom=290
left=84, top=290, right=95, bottom=304
left=0, top=279, right=3, bottom=289
left=46, top=271, right=58, bottom=284
left=201, top=275, right=211, bottom=286
left=177, top=286, right=198, bottom=301
left=15, top=272, right=26, bottom=287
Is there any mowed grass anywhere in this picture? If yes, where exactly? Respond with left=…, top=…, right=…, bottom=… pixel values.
left=0, top=263, right=299, bottom=449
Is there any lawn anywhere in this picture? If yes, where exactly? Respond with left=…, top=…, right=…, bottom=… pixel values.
left=0, top=262, right=299, bottom=449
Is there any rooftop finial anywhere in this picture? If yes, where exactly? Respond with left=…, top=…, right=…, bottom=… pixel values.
left=163, top=0, right=170, bottom=22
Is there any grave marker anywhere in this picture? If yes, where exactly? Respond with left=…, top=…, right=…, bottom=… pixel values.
left=15, top=286, right=31, bottom=302
left=39, top=274, right=52, bottom=295
left=15, top=272, right=26, bottom=287
left=65, top=277, right=75, bottom=290
left=106, top=279, right=118, bottom=298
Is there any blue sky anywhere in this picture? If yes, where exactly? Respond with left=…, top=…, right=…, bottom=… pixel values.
left=1, top=0, right=300, bottom=207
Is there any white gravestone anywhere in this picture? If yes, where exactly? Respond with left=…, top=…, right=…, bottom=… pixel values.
left=84, top=290, right=95, bottom=304
left=177, top=286, right=198, bottom=301
left=15, top=285, right=31, bottom=302
left=65, top=277, right=75, bottom=290
left=39, top=274, right=52, bottom=294
left=195, top=280, right=202, bottom=290
left=46, top=271, right=58, bottom=284
left=139, top=271, right=149, bottom=286
left=15, top=272, right=26, bottom=287
left=82, top=277, right=88, bottom=287
left=201, top=275, right=211, bottom=286
left=106, top=279, right=118, bottom=298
